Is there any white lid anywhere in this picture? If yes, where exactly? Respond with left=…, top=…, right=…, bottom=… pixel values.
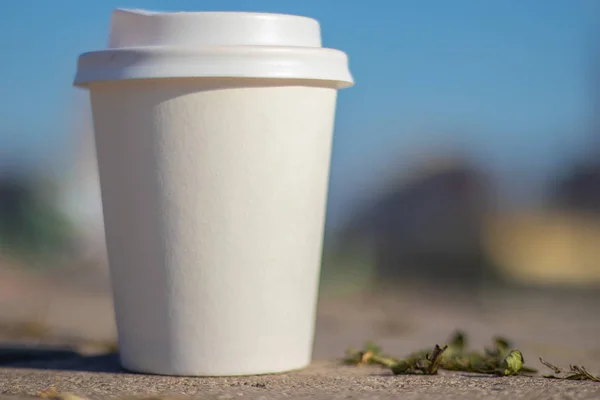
left=74, top=9, right=353, bottom=89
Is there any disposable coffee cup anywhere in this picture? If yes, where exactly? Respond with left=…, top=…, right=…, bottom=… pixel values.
left=74, top=8, right=353, bottom=376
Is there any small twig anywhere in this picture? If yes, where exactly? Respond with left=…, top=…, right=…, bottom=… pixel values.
left=539, top=357, right=562, bottom=374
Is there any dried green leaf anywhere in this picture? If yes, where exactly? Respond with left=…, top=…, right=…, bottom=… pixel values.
left=364, top=341, right=382, bottom=355
left=448, top=331, right=466, bottom=350
left=494, top=337, right=511, bottom=354
left=343, top=342, right=398, bottom=367
left=496, top=350, right=524, bottom=376
left=484, top=336, right=511, bottom=360
left=391, top=360, right=412, bottom=375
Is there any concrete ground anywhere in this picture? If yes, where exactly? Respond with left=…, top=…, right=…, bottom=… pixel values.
left=1, top=265, right=599, bottom=399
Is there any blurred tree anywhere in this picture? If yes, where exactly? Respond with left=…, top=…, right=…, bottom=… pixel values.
left=0, top=170, right=74, bottom=267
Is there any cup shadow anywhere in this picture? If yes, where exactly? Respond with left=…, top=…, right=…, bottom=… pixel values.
left=0, top=343, right=124, bottom=373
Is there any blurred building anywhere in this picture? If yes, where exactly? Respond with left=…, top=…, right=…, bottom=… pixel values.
left=483, top=210, right=600, bottom=287
left=482, top=42, right=600, bottom=289
left=339, top=155, right=495, bottom=288
left=482, top=154, right=600, bottom=288
left=552, top=161, right=600, bottom=213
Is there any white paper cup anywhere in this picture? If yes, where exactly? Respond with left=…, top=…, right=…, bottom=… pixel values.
left=74, top=9, right=353, bottom=376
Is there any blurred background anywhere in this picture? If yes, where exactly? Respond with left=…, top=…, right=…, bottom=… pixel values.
left=1, top=0, right=600, bottom=352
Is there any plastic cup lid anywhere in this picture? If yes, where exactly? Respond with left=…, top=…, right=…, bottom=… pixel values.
left=74, top=9, right=354, bottom=88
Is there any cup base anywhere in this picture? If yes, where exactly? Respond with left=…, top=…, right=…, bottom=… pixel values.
left=119, top=357, right=312, bottom=377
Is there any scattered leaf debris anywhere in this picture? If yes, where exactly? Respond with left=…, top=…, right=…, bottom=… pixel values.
left=540, top=358, right=600, bottom=382
left=344, top=331, right=543, bottom=377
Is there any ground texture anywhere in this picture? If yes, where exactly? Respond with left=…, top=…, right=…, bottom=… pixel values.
left=1, top=266, right=599, bottom=399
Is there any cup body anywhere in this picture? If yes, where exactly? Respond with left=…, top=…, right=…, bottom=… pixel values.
left=89, top=78, right=338, bottom=376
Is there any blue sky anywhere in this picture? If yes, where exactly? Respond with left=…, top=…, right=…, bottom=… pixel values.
left=1, top=0, right=599, bottom=225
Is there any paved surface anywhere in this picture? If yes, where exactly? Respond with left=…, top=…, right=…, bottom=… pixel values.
left=2, top=360, right=600, bottom=400
left=1, top=266, right=600, bottom=399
